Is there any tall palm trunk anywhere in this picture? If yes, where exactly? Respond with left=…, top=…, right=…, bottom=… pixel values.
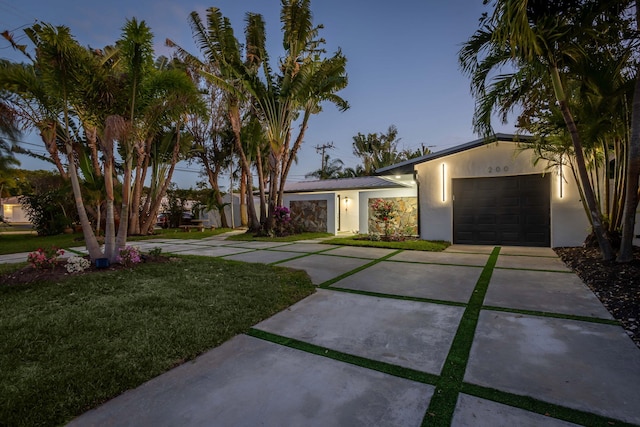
left=203, top=161, right=229, bottom=228
left=550, top=66, right=614, bottom=260
left=279, top=109, right=310, bottom=205
left=66, top=142, right=102, bottom=259
left=618, top=63, right=640, bottom=261
left=141, top=128, right=183, bottom=234
left=240, top=168, right=248, bottom=227
left=228, top=103, right=259, bottom=231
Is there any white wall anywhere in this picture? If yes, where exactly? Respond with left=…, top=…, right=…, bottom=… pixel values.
left=284, top=192, right=336, bottom=234
left=336, top=190, right=360, bottom=233
left=201, top=194, right=242, bottom=228
left=415, top=141, right=589, bottom=247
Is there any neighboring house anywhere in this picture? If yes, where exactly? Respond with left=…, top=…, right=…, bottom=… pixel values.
left=378, top=133, right=596, bottom=248
left=282, top=176, right=417, bottom=235
left=0, top=196, right=30, bottom=224
left=200, top=193, right=243, bottom=229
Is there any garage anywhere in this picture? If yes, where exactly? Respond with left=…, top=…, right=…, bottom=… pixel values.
left=452, top=174, right=550, bottom=247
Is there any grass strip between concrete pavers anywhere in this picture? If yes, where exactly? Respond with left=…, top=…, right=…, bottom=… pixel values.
left=482, top=305, right=621, bottom=326
left=317, top=249, right=404, bottom=288
left=248, top=328, right=439, bottom=386
left=268, top=246, right=340, bottom=266
left=461, top=383, right=638, bottom=427
left=327, top=286, right=466, bottom=308
left=421, top=246, right=501, bottom=426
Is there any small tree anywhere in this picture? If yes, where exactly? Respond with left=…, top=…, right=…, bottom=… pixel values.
left=370, top=198, right=397, bottom=240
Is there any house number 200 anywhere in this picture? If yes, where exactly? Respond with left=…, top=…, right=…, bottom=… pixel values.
left=488, top=166, right=509, bottom=173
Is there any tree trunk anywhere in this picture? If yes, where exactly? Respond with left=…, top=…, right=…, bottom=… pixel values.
left=141, top=131, right=183, bottom=234
left=550, top=66, right=614, bottom=260
left=115, top=148, right=132, bottom=261
left=255, top=144, right=267, bottom=224
left=559, top=100, right=614, bottom=260
left=203, top=161, right=229, bottom=228
left=617, top=63, right=640, bottom=262
left=240, top=168, right=248, bottom=227
left=279, top=109, right=310, bottom=206
left=66, top=142, right=102, bottom=260
left=228, top=104, right=259, bottom=230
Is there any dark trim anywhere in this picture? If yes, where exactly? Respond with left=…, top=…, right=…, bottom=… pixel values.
left=376, top=133, right=534, bottom=176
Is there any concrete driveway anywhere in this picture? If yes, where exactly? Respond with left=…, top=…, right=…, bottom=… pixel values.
left=35, top=237, right=640, bottom=426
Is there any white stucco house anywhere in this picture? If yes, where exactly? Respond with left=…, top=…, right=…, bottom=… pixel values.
left=282, top=176, right=417, bottom=235
left=1, top=196, right=30, bottom=224
left=378, top=133, right=594, bottom=248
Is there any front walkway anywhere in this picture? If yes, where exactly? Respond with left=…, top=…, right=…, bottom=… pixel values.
left=5, top=237, right=640, bottom=426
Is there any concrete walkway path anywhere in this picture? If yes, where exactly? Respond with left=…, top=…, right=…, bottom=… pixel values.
left=4, top=237, right=639, bottom=426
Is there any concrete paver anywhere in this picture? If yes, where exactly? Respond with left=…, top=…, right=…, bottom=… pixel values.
left=485, top=269, right=613, bottom=319
left=270, top=242, right=337, bottom=253
left=69, top=334, right=434, bottom=427
left=255, top=290, right=464, bottom=374
left=466, top=311, right=640, bottom=424
left=322, top=246, right=398, bottom=259
left=222, top=250, right=302, bottom=265
left=499, top=246, right=557, bottom=257
left=332, top=261, right=481, bottom=303
left=452, top=394, right=581, bottom=427
left=4, top=238, right=640, bottom=426
left=495, top=255, right=571, bottom=271
left=0, top=252, right=30, bottom=264
left=177, top=246, right=254, bottom=257
left=444, top=244, right=495, bottom=254
left=276, top=254, right=370, bottom=284
left=220, top=241, right=295, bottom=249
left=388, top=250, right=489, bottom=266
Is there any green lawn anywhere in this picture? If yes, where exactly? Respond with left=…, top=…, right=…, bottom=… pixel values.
left=323, top=236, right=450, bottom=251
left=225, top=231, right=333, bottom=242
left=0, top=256, right=315, bottom=426
left=0, top=228, right=234, bottom=255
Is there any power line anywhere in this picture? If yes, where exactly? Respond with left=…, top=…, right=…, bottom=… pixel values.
left=314, top=142, right=334, bottom=171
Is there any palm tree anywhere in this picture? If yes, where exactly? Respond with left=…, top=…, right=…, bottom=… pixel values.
left=0, top=98, right=20, bottom=171
left=618, top=2, right=640, bottom=262
left=17, top=24, right=104, bottom=259
left=167, top=7, right=262, bottom=231
left=305, top=154, right=345, bottom=179
left=459, top=0, right=620, bottom=260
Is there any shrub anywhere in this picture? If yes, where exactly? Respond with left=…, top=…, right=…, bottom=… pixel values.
left=273, top=206, right=294, bottom=236
left=148, top=247, right=163, bottom=257
left=27, top=247, right=64, bottom=270
left=65, top=256, right=91, bottom=274
left=370, top=198, right=398, bottom=239
left=116, top=246, right=142, bottom=267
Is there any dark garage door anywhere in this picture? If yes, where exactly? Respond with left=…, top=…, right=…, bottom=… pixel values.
left=452, top=174, right=550, bottom=247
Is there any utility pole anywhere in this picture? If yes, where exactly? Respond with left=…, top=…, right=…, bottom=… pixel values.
left=314, top=142, right=335, bottom=172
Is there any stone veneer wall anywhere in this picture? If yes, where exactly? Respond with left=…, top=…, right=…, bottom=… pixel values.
left=368, top=197, right=418, bottom=235
left=290, top=200, right=328, bottom=232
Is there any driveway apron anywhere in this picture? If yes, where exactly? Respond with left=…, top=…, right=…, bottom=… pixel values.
left=61, top=240, right=640, bottom=426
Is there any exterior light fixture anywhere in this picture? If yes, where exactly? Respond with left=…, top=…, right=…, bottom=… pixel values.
left=441, top=163, right=446, bottom=202
left=558, top=155, right=564, bottom=199
left=395, top=175, right=401, bottom=179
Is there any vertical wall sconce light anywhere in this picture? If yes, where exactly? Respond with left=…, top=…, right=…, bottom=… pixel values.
left=344, top=196, right=349, bottom=212
left=558, top=156, right=564, bottom=199
left=441, top=163, right=446, bottom=202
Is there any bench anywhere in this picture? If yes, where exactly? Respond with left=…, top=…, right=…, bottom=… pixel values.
left=179, top=224, right=205, bottom=232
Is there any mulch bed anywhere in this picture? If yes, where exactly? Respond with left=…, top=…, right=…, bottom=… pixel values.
left=555, top=246, right=640, bottom=349
left=0, top=255, right=175, bottom=287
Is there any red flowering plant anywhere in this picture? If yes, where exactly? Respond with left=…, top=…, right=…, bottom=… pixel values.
left=370, top=198, right=397, bottom=239
left=27, top=246, right=64, bottom=270
left=273, top=206, right=293, bottom=236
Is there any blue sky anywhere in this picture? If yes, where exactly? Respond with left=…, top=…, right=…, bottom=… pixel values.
left=0, top=0, right=517, bottom=188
